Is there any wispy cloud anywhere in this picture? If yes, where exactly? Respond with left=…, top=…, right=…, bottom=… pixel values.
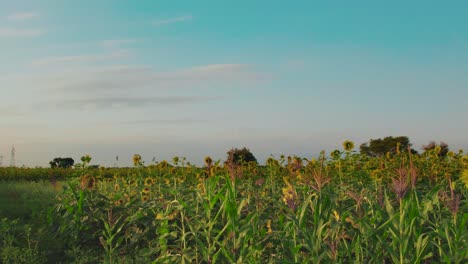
left=19, top=63, right=267, bottom=95
left=100, top=39, right=137, bottom=48
left=0, top=27, right=43, bottom=38
left=6, top=12, right=39, bottom=22
left=152, top=15, right=193, bottom=27
left=38, top=96, right=220, bottom=111
left=96, top=118, right=209, bottom=126
left=31, top=50, right=130, bottom=66
left=3, top=62, right=267, bottom=117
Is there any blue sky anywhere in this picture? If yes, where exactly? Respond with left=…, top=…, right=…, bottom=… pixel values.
left=1, top=0, right=467, bottom=166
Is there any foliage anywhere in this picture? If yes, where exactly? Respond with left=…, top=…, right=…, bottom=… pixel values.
left=49, top=158, right=75, bottom=169
left=226, top=147, right=258, bottom=165
left=422, top=141, right=450, bottom=157
left=360, top=136, right=417, bottom=157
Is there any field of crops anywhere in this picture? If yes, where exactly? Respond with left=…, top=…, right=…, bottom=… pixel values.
left=1, top=144, right=467, bottom=263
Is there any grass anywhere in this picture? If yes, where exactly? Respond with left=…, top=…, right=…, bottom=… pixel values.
left=0, top=181, right=62, bottom=220
left=0, top=181, right=66, bottom=263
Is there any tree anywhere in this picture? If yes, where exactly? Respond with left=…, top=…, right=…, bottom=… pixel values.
left=226, top=147, right=257, bottom=165
left=360, top=136, right=417, bottom=157
left=49, top=157, right=74, bottom=169
left=422, top=141, right=449, bottom=157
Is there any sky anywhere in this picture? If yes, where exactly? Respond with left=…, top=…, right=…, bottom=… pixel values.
left=0, top=0, right=467, bottom=167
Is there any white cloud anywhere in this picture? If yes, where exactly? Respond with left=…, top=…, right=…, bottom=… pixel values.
left=48, top=96, right=220, bottom=110
left=0, top=27, right=43, bottom=38
left=31, top=50, right=130, bottom=66
left=152, top=15, right=193, bottom=27
left=6, top=12, right=39, bottom=22
left=15, top=63, right=266, bottom=95
left=100, top=39, right=137, bottom=48
left=96, top=118, right=209, bottom=126
left=1, top=62, right=267, bottom=115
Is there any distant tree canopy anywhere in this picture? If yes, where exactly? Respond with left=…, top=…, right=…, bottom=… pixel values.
left=226, top=147, right=257, bottom=165
left=422, top=141, right=449, bottom=157
left=360, top=136, right=417, bottom=157
left=49, top=157, right=74, bottom=169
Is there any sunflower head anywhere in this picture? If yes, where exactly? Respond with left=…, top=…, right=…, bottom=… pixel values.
left=330, top=150, right=341, bottom=159
left=282, top=181, right=298, bottom=210
left=204, top=156, right=213, bottom=166
left=80, top=174, right=95, bottom=190
left=81, top=154, right=92, bottom=164
left=159, top=160, right=168, bottom=169
left=144, top=177, right=153, bottom=186
left=342, top=140, right=355, bottom=152
left=132, top=154, right=142, bottom=166
left=266, top=219, right=272, bottom=233
left=265, top=157, right=275, bottom=166
left=396, top=142, right=401, bottom=155
left=462, top=155, right=468, bottom=166
left=155, top=213, right=164, bottom=220
left=460, top=170, right=468, bottom=188
left=308, top=158, right=317, bottom=167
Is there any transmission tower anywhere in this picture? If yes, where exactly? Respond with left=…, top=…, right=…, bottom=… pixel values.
left=0, top=154, right=3, bottom=167
left=9, top=145, right=16, bottom=167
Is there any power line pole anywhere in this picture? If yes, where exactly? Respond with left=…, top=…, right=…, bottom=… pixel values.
left=10, top=145, right=16, bottom=167
left=0, top=154, right=3, bottom=167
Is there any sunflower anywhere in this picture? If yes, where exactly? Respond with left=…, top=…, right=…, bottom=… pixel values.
left=462, top=155, right=468, bottom=166
left=144, top=177, right=153, bottom=186
left=159, top=160, right=168, bottom=169
left=80, top=154, right=92, bottom=164
left=204, top=156, right=213, bottom=166
left=330, top=150, right=341, bottom=159
left=332, top=210, right=340, bottom=221
left=266, top=219, right=272, bottom=233
left=155, top=213, right=164, bottom=220
left=114, top=184, right=120, bottom=191
left=265, top=157, right=277, bottom=167
left=282, top=180, right=298, bottom=210
left=141, top=195, right=149, bottom=203
left=142, top=187, right=150, bottom=194
left=80, top=174, right=95, bottom=190
left=460, top=170, right=468, bottom=188
left=342, top=140, right=355, bottom=152
left=396, top=142, right=401, bottom=155
left=168, top=211, right=178, bottom=220
left=308, top=158, right=317, bottom=167
left=132, top=154, right=142, bottom=166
